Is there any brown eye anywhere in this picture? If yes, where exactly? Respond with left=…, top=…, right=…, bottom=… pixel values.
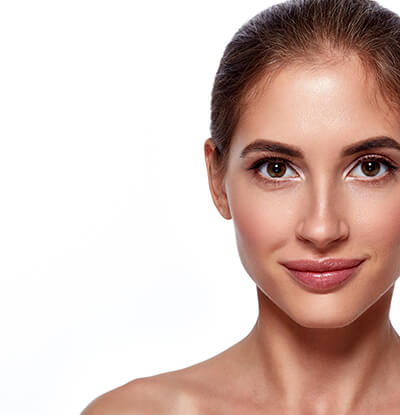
left=267, top=162, right=287, bottom=177
left=253, top=158, right=298, bottom=180
left=350, top=156, right=396, bottom=179
left=360, top=160, right=380, bottom=177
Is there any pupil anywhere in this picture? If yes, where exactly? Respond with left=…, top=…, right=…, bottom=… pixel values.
left=268, top=162, right=285, bottom=177
left=362, top=161, right=379, bottom=176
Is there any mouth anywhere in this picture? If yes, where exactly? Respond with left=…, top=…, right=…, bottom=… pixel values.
left=280, top=258, right=366, bottom=292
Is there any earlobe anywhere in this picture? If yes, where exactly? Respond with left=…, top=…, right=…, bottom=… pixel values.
left=204, top=138, right=232, bottom=220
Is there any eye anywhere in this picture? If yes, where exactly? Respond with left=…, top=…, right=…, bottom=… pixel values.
left=248, top=156, right=298, bottom=184
left=247, top=154, right=399, bottom=186
left=349, top=155, right=398, bottom=180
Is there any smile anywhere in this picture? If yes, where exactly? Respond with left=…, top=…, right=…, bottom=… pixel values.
left=280, top=258, right=366, bottom=292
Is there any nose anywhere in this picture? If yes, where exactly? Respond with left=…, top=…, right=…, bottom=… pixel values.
left=295, top=182, right=349, bottom=250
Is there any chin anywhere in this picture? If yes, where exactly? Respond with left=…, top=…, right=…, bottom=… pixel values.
left=286, top=304, right=364, bottom=329
left=292, top=316, right=357, bottom=329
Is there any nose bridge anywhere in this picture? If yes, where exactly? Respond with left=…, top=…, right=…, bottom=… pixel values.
left=295, top=174, right=349, bottom=248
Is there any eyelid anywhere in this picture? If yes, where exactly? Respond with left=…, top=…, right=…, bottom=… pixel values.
left=247, top=153, right=398, bottom=185
left=247, top=155, right=301, bottom=177
left=345, top=153, right=394, bottom=172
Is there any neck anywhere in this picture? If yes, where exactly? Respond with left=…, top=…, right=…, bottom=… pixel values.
left=243, top=285, right=400, bottom=414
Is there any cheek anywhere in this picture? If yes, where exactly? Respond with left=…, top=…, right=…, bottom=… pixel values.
left=227, top=178, right=298, bottom=264
left=352, top=188, right=400, bottom=260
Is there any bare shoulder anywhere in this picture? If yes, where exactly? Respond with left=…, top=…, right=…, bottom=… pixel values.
left=80, top=372, right=201, bottom=415
left=80, top=336, right=255, bottom=415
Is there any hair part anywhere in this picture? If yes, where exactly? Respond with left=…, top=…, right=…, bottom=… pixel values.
left=210, top=0, right=400, bottom=176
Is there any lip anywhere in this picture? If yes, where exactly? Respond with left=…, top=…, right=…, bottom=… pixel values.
left=281, top=257, right=365, bottom=272
left=280, top=258, right=366, bottom=292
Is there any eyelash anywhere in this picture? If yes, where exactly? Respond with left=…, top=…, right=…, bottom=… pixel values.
left=248, top=154, right=399, bottom=187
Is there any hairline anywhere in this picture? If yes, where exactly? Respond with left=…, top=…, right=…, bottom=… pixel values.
left=214, top=50, right=400, bottom=177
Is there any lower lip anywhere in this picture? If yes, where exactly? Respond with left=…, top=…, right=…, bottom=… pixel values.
left=283, top=263, right=363, bottom=292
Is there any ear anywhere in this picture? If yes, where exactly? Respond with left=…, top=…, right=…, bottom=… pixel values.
left=204, top=138, right=232, bottom=220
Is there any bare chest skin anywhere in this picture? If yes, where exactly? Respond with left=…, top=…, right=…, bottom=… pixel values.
left=107, top=357, right=400, bottom=415
left=159, top=380, right=400, bottom=415
left=82, top=333, right=400, bottom=415
left=129, top=378, right=400, bottom=415
left=82, top=364, right=400, bottom=415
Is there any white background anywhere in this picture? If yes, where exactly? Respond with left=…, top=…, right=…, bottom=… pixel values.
left=1, top=1, right=400, bottom=414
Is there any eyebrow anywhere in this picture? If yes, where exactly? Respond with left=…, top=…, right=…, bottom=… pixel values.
left=239, top=136, right=400, bottom=159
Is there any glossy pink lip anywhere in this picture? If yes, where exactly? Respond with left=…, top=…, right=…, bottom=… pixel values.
left=280, top=258, right=366, bottom=292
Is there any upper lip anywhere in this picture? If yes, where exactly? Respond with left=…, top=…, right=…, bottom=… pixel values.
left=281, top=257, right=365, bottom=272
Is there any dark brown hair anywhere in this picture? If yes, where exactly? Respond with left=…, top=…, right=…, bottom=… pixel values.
left=210, top=0, right=400, bottom=175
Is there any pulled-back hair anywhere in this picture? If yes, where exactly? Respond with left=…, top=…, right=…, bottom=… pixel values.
left=210, top=0, right=400, bottom=175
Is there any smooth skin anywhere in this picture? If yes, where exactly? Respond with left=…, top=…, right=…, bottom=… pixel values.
left=81, top=54, right=400, bottom=415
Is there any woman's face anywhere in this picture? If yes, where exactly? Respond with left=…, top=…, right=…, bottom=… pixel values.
left=205, top=55, right=400, bottom=328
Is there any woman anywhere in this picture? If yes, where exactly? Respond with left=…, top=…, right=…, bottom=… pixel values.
left=82, top=0, right=400, bottom=413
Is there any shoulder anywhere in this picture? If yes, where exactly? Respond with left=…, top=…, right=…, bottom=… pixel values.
left=80, top=339, right=250, bottom=415
left=80, top=373, right=200, bottom=415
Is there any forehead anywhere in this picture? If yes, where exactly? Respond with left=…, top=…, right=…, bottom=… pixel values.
left=230, top=55, right=400, bottom=157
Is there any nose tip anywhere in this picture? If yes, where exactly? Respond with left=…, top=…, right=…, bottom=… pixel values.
left=294, top=179, right=350, bottom=250
left=295, top=212, right=349, bottom=249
